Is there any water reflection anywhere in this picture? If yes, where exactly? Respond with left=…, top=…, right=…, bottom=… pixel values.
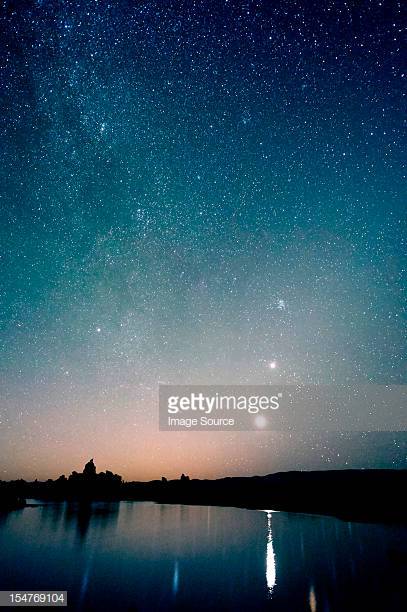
left=41, top=502, right=64, bottom=529
left=63, top=501, right=119, bottom=542
left=309, top=585, right=317, bottom=612
left=0, top=502, right=406, bottom=611
left=172, top=560, right=179, bottom=596
left=264, top=510, right=276, bottom=595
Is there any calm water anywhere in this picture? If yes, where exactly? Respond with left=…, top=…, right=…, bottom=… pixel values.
left=0, top=501, right=406, bottom=611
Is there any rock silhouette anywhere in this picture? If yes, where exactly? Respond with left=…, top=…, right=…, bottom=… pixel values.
left=83, top=458, right=97, bottom=478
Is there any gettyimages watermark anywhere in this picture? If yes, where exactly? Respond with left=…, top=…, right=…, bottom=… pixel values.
left=159, top=385, right=407, bottom=431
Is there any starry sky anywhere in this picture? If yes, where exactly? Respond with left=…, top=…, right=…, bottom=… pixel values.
left=0, top=0, right=405, bottom=480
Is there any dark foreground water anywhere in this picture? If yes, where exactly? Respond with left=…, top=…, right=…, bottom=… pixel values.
left=0, top=501, right=406, bottom=611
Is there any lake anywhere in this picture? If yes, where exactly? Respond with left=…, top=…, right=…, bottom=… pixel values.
left=0, top=501, right=405, bottom=610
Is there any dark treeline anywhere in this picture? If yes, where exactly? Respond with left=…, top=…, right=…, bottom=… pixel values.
left=1, top=460, right=406, bottom=523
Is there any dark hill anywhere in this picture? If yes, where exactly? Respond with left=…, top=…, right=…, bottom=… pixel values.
left=1, top=463, right=406, bottom=523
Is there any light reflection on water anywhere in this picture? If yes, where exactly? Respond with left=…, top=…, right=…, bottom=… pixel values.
left=0, top=501, right=406, bottom=611
left=263, top=510, right=276, bottom=595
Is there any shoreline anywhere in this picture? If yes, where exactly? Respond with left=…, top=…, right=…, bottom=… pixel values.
left=2, top=469, right=406, bottom=524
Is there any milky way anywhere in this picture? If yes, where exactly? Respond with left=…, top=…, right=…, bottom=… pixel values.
left=0, top=1, right=405, bottom=479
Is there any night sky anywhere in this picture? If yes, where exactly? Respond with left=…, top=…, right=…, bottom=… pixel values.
left=0, top=0, right=405, bottom=480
